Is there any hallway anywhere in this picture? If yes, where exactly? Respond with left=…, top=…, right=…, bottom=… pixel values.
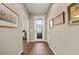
left=1, top=3, right=79, bottom=55
left=22, top=40, right=54, bottom=55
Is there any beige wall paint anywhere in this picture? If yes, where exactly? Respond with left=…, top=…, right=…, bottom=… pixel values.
left=47, top=3, right=79, bottom=54
left=29, top=13, right=47, bottom=41
left=0, top=3, right=29, bottom=55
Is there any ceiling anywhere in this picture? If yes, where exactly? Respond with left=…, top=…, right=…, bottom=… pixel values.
left=25, top=3, right=51, bottom=14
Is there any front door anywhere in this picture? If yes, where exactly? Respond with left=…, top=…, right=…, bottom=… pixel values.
left=35, top=17, right=45, bottom=41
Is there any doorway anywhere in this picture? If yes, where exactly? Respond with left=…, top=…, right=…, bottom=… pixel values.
left=35, top=17, right=45, bottom=41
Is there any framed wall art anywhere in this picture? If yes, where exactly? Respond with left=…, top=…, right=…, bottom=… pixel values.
left=68, top=3, right=79, bottom=25
left=49, top=18, right=53, bottom=28
left=0, top=3, right=19, bottom=28
left=53, top=12, right=65, bottom=26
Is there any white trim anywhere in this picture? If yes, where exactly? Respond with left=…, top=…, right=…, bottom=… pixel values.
left=29, top=39, right=47, bottom=42
left=47, top=18, right=51, bottom=42
left=18, top=50, right=23, bottom=55
left=27, top=18, right=29, bottom=43
left=48, top=42, right=56, bottom=55
left=34, top=16, right=45, bottom=41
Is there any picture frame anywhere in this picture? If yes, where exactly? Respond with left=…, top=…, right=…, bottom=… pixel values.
left=53, top=12, right=65, bottom=26
left=0, top=3, right=19, bottom=28
left=68, top=3, right=79, bottom=25
left=49, top=18, right=53, bottom=28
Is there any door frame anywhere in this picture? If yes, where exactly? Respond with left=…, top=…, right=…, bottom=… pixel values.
left=34, top=16, right=46, bottom=41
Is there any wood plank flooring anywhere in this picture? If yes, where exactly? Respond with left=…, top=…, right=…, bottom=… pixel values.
left=22, top=40, right=55, bottom=55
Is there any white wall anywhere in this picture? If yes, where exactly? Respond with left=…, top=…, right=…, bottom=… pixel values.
left=29, top=13, right=47, bottom=41
left=0, top=3, right=29, bottom=55
left=21, top=4, right=29, bottom=43
left=47, top=3, right=79, bottom=55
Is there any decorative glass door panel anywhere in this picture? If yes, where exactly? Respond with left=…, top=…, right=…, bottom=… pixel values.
left=36, top=18, right=43, bottom=39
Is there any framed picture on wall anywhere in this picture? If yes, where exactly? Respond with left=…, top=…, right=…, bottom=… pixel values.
left=68, top=3, right=79, bottom=25
left=53, top=12, right=65, bottom=26
left=0, top=3, right=19, bottom=28
left=49, top=18, right=53, bottom=28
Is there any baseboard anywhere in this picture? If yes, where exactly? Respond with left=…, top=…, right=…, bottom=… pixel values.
left=19, top=50, right=23, bottom=55
left=29, top=40, right=47, bottom=42
left=48, top=42, right=56, bottom=55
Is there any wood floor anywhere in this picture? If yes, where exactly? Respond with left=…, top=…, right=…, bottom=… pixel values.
left=22, top=40, right=55, bottom=55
